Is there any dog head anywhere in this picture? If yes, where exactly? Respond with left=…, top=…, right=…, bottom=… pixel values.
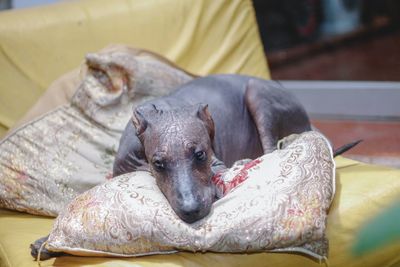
left=132, top=103, right=216, bottom=223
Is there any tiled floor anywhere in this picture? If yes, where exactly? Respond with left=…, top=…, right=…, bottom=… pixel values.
left=269, top=30, right=400, bottom=168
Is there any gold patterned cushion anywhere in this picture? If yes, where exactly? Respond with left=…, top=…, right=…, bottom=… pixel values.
left=0, top=47, right=194, bottom=216
left=46, top=131, right=335, bottom=260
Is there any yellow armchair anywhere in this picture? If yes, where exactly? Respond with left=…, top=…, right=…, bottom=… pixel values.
left=0, top=1, right=399, bottom=267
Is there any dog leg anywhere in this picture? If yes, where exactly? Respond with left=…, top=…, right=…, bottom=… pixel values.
left=30, top=235, right=65, bottom=260
left=244, top=80, right=279, bottom=153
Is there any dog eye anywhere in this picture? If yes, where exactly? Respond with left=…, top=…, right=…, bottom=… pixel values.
left=152, top=160, right=166, bottom=171
left=194, top=151, right=206, bottom=161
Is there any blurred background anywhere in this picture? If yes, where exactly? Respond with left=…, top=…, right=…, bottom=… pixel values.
left=1, top=0, right=399, bottom=167
left=253, top=0, right=400, bottom=168
left=254, top=0, right=400, bottom=80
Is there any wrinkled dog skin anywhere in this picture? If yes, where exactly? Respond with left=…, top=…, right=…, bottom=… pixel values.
left=114, top=74, right=312, bottom=223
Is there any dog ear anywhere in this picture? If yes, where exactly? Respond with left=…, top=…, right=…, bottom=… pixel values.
left=132, top=109, right=147, bottom=137
left=196, top=104, right=215, bottom=141
left=131, top=104, right=159, bottom=136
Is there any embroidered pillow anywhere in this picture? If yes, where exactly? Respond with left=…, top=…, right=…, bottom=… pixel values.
left=0, top=47, right=194, bottom=216
left=46, top=131, right=335, bottom=261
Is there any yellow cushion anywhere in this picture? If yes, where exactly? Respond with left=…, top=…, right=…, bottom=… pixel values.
left=0, top=0, right=270, bottom=136
left=1, top=157, right=399, bottom=267
left=327, top=157, right=400, bottom=267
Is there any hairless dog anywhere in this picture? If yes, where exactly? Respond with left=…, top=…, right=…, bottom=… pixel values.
left=113, top=74, right=312, bottom=223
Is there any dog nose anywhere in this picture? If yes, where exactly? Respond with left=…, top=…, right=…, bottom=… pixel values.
left=179, top=201, right=203, bottom=223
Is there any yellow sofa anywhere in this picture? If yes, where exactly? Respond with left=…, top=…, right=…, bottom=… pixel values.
left=0, top=1, right=399, bottom=267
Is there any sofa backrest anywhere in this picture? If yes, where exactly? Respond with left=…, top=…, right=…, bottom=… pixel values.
left=0, top=0, right=270, bottom=136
